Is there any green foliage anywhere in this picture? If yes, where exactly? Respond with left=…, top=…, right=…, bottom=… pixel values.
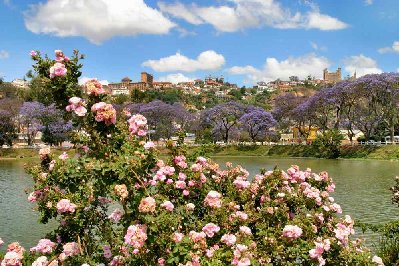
left=312, top=130, right=344, bottom=159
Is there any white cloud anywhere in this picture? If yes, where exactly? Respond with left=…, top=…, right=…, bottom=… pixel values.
left=378, top=41, right=399, bottom=54
left=24, top=0, right=175, bottom=44
left=365, top=0, right=373, bottom=5
left=343, top=54, right=382, bottom=77
left=159, top=0, right=348, bottom=32
left=227, top=53, right=330, bottom=82
left=158, top=73, right=195, bottom=84
left=0, top=50, right=9, bottom=59
left=142, top=50, right=225, bottom=72
left=78, top=77, right=109, bottom=86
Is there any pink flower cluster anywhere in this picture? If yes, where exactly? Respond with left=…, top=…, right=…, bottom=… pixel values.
left=91, top=102, right=116, bottom=125
left=174, top=155, right=188, bottom=168
left=309, top=239, right=331, bottom=266
left=232, top=244, right=251, bottom=266
left=221, top=234, right=237, bottom=246
left=49, top=62, right=67, bottom=78
left=85, top=79, right=105, bottom=96
left=124, top=224, right=148, bottom=249
left=138, top=197, right=156, bottom=213
left=282, top=225, right=303, bottom=240
left=233, top=177, right=250, bottom=190
left=202, top=223, right=220, bottom=237
left=127, top=114, right=148, bottom=136
left=66, top=97, right=87, bottom=117
left=1, top=242, right=25, bottom=266
left=189, top=231, right=207, bottom=244
left=56, top=199, right=77, bottom=213
left=62, top=242, right=80, bottom=257
left=334, top=215, right=355, bottom=246
left=30, top=239, right=56, bottom=254
left=204, top=191, right=222, bottom=208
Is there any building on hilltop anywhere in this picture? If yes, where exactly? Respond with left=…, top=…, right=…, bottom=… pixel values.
left=141, top=72, right=153, bottom=85
left=108, top=72, right=154, bottom=93
left=323, top=68, right=342, bottom=83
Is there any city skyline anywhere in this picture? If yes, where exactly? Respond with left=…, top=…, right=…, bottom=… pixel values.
left=0, top=0, right=398, bottom=86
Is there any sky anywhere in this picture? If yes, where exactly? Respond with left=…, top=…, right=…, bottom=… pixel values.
left=0, top=0, right=398, bottom=86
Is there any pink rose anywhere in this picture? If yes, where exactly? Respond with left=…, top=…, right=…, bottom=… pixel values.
left=49, top=63, right=67, bottom=78
left=56, top=199, right=77, bottom=213
left=160, top=201, right=174, bottom=212
left=282, top=225, right=302, bottom=240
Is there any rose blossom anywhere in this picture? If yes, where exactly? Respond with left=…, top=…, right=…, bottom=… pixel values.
left=138, top=197, right=156, bottom=213
left=85, top=79, right=105, bottom=96
left=172, top=232, right=184, bottom=243
left=39, top=147, right=50, bottom=160
left=56, top=199, right=77, bottom=213
left=204, top=191, right=222, bottom=208
left=49, top=63, right=67, bottom=78
left=1, top=251, right=22, bottom=266
left=282, top=225, right=303, bottom=240
left=31, top=256, right=48, bottom=266
left=202, top=223, right=220, bottom=237
left=160, top=201, right=174, bottom=212
left=65, top=97, right=87, bottom=117
left=239, top=226, right=252, bottom=235
left=30, top=50, right=38, bottom=57
left=114, top=184, right=128, bottom=200
left=144, top=141, right=155, bottom=149
left=58, top=152, right=69, bottom=160
left=221, top=234, right=236, bottom=246
left=91, top=102, right=116, bottom=125
left=128, top=114, right=148, bottom=136
left=372, top=255, right=384, bottom=266
left=124, top=224, right=147, bottom=249
left=186, top=203, right=195, bottom=211
left=30, top=239, right=56, bottom=254
left=63, top=242, right=80, bottom=257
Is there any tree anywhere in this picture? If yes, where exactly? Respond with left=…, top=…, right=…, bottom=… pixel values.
left=0, top=110, right=17, bottom=146
left=127, top=100, right=193, bottom=140
left=19, top=102, right=72, bottom=145
left=202, top=102, right=245, bottom=143
left=239, top=108, right=276, bottom=142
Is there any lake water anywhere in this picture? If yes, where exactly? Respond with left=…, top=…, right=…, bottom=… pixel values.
left=1, top=157, right=399, bottom=250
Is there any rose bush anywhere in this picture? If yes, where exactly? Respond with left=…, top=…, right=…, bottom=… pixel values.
left=0, top=50, right=383, bottom=265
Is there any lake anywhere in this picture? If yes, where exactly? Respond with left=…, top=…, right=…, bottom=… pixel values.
left=1, top=157, right=399, bottom=250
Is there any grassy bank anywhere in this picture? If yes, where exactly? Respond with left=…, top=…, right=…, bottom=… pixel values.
left=187, top=144, right=399, bottom=160
left=3, top=144, right=399, bottom=161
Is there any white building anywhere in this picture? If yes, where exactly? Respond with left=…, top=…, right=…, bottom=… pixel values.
left=12, top=79, right=30, bottom=88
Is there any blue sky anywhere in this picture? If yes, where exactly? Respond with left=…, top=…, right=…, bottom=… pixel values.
left=0, top=0, right=398, bottom=86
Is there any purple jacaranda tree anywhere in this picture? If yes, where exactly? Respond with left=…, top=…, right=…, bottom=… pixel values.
left=19, top=102, right=72, bottom=145
left=239, top=108, right=277, bottom=142
left=272, top=94, right=308, bottom=133
left=19, top=101, right=45, bottom=145
left=0, top=109, right=17, bottom=146
left=127, top=100, right=194, bottom=140
left=201, top=102, right=246, bottom=143
left=349, top=73, right=398, bottom=140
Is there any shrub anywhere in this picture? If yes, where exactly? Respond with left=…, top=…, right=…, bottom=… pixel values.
left=0, top=50, right=383, bottom=266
